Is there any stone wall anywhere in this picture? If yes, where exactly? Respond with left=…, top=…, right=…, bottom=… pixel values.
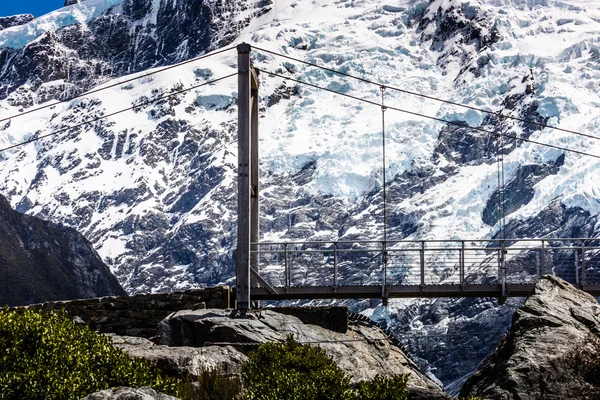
left=271, top=306, right=348, bottom=333
left=8, top=286, right=231, bottom=338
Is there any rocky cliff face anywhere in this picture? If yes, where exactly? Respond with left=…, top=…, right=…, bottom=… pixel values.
left=0, top=194, right=126, bottom=306
left=460, top=276, right=600, bottom=399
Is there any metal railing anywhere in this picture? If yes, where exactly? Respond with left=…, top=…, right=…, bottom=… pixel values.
left=251, top=238, right=600, bottom=293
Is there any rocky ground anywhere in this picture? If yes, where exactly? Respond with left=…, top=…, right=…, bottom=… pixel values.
left=80, top=276, right=600, bottom=399
left=109, top=308, right=447, bottom=400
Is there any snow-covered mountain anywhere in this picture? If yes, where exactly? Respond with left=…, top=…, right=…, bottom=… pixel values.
left=1, top=0, right=600, bottom=390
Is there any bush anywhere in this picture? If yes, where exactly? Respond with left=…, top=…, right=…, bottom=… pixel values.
left=241, top=335, right=409, bottom=400
left=182, top=369, right=243, bottom=400
left=242, top=335, right=353, bottom=400
left=567, top=333, right=600, bottom=389
left=0, top=309, right=181, bottom=400
left=354, top=374, right=408, bottom=400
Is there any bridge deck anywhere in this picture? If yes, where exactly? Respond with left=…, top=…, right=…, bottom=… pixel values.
left=251, top=283, right=600, bottom=300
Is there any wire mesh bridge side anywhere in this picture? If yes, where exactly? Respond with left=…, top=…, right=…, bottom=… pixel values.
left=248, top=238, right=600, bottom=300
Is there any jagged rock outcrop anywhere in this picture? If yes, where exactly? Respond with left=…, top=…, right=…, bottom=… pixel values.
left=0, top=194, right=126, bottom=306
left=145, top=308, right=447, bottom=400
left=460, top=276, right=600, bottom=399
left=81, top=386, right=178, bottom=400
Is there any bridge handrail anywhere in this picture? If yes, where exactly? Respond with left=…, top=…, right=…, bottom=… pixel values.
left=252, top=237, right=600, bottom=246
left=250, top=238, right=600, bottom=296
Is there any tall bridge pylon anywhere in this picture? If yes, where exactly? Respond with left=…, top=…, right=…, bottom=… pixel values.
left=236, top=43, right=259, bottom=311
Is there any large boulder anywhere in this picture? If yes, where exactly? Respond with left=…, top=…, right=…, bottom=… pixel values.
left=461, top=275, right=600, bottom=399
left=81, top=386, right=179, bottom=400
left=153, top=309, right=447, bottom=400
left=109, top=334, right=247, bottom=378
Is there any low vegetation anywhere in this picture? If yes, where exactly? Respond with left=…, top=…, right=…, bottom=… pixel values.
left=0, top=308, right=181, bottom=400
left=240, top=335, right=409, bottom=400
left=567, top=333, right=600, bottom=393
left=1, top=309, right=482, bottom=400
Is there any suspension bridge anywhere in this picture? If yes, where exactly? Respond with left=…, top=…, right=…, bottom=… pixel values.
left=2, top=43, right=600, bottom=311
left=233, top=43, right=600, bottom=310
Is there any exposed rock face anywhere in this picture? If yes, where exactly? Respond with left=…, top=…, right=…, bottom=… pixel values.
left=0, top=194, right=126, bottom=306
left=153, top=309, right=447, bottom=400
left=82, top=386, right=178, bottom=400
left=0, top=15, right=34, bottom=31
left=460, top=276, right=600, bottom=399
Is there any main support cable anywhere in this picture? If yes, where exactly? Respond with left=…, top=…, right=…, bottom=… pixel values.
left=0, top=73, right=238, bottom=154
left=251, top=45, right=599, bottom=142
left=254, top=68, right=600, bottom=160
left=0, top=46, right=236, bottom=125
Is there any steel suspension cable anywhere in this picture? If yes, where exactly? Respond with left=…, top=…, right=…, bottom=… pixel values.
left=0, top=73, right=238, bottom=154
left=0, top=46, right=236, bottom=124
left=381, top=85, right=388, bottom=298
left=254, top=68, right=600, bottom=160
left=252, top=45, right=600, bottom=142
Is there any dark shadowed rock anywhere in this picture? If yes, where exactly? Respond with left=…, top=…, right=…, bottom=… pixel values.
left=460, top=276, right=600, bottom=399
left=0, top=194, right=125, bottom=306
left=81, top=386, right=179, bottom=400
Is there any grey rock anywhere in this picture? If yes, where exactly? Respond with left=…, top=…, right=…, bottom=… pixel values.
left=460, top=276, right=600, bottom=399
left=109, top=334, right=247, bottom=378
left=156, top=309, right=447, bottom=399
left=81, top=386, right=178, bottom=400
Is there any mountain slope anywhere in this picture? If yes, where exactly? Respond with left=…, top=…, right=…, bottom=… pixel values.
left=0, top=194, right=125, bottom=306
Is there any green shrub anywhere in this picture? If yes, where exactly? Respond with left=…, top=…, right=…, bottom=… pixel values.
left=181, top=369, right=243, bottom=400
left=241, top=335, right=409, bottom=400
left=241, top=335, right=353, bottom=400
left=0, top=309, right=182, bottom=400
left=353, top=374, right=408, bottom=400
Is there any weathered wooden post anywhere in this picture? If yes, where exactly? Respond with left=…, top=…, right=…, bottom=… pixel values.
left=236, top=43, right=260, bottom=312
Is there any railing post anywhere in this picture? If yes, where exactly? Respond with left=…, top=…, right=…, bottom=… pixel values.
left=460, top=241, right=465, bottom=285
left=420, top=241, right=425, bottom=286
left=333, top=242, right=338, bottom=290
left=500, top=239, right=506, bottom=299
left=284, top=244, right=289, bottom=291
left=581, top=241, right=586, bottom=285
left=541, top=240, right=546, bottom=275
left=575, top=250, right=580, bottom=285
left=536, top=252, right=540, bottom=281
